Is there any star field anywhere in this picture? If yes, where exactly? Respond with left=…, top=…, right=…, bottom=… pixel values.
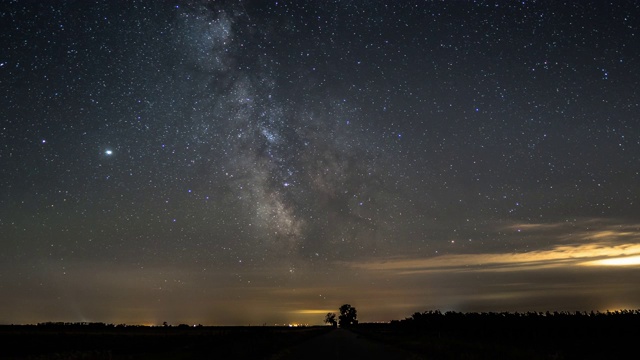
left=1, top=0, right=639, bottom=325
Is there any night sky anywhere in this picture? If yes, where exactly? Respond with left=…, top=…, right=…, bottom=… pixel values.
left=2, top=0, right=640, bottom=326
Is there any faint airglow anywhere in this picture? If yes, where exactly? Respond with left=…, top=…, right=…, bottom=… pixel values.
left=582, top=255, right=640, bottom=267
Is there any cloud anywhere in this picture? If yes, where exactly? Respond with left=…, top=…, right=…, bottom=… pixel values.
left=582, top=255, right=640, bottom=266
left=348, top=243, right=640, bottom=274
left=504, top=219, right=640, bottom=244
left=349, top=219, right=640, bottom=274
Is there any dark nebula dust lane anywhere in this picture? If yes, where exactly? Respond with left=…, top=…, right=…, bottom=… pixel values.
left=1, top=0, right=639, bottom=325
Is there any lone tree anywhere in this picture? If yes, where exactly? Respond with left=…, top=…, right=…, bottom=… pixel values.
left=338, top=304, right=358, bottom=327
left=324, top=312, right=337, bottom=328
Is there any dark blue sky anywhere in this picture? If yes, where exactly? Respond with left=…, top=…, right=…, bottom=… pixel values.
left=1, top=0, right=639, bottom=325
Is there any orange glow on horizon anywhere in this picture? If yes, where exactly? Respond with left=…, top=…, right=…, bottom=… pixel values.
left=581, top=255, right=640, bottom=266
left=290, top=310, right=334, bottom=314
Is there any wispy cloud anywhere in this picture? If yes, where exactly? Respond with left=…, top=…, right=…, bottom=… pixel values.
left=505, top=219, right=640, bottom=244
left=349, top=220, right=640, bottom=274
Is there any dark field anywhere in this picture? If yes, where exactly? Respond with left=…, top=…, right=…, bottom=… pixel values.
left=3, top=311, right=639, bottom=359
left=353, top=310, right=640, bottom=360
left=0, top=324, right=333, bottom=359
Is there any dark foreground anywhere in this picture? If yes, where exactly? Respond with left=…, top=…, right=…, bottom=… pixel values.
left=353, top=310, right=640, bottom=360
left=3, top=311, right=640, bottom=359
left=271, top=328, right=422, bottom=360
left=0, top=325, right=333, bottom=360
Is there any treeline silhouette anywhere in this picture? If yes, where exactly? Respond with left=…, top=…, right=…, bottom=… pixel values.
left=354, top=309, right=640, bottom=359
left=393, top=309, right=640, bottom=331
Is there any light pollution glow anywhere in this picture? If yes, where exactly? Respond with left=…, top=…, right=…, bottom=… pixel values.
left=583, top=255, right=640, bottom=266
left=2, top=219, right=640, bottom=325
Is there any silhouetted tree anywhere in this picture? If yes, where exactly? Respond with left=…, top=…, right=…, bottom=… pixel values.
left=325, top=312, right=337, bottom=327
left=338, top=304, right=358, bottom=327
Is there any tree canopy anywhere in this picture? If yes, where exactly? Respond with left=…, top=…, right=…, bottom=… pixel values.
left=324, top=312, right=337, bottom=327
left=338, top=304, right=358, bottom=327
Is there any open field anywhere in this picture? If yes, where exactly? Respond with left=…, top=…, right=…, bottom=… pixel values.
left=0, top=324, right=332, bottom=359
left=3, top=311, right=639, bottom=359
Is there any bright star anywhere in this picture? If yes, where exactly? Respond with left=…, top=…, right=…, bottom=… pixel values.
left=105, top=150, right=113, bottom=155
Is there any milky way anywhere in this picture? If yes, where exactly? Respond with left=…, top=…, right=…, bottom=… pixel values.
left=1, top=1, right=639, bottom=325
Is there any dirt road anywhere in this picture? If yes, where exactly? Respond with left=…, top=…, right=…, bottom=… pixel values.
left=271, top=328, right=424, bottom=360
